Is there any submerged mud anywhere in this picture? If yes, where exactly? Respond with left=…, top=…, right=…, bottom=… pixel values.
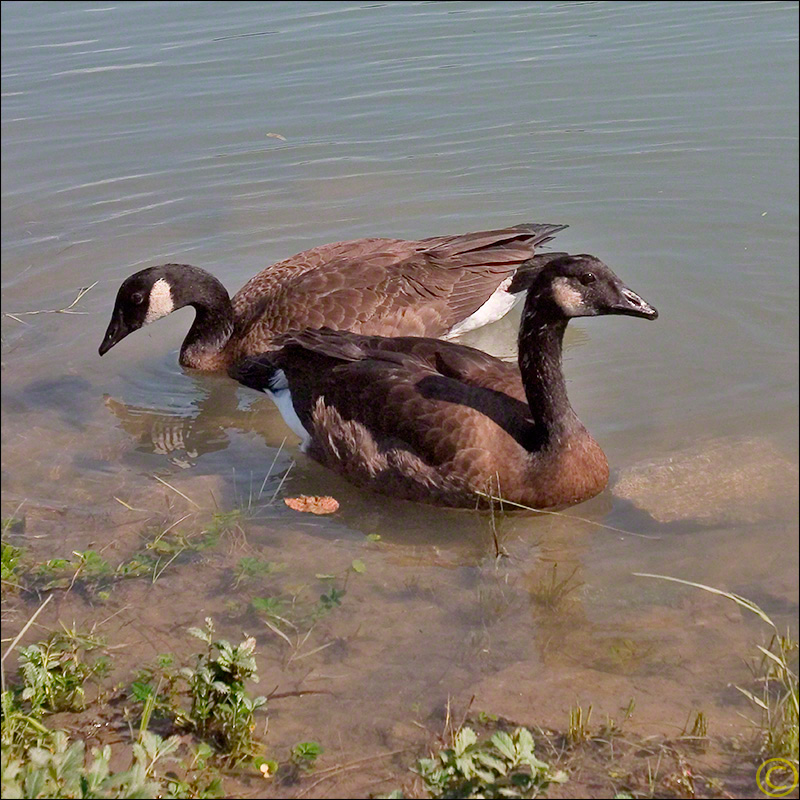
left=2, top=374, right=796, bottom=795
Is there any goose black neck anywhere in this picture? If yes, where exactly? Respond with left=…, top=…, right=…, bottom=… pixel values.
left=166, top=265, right=235, bottom=368
left=517, top=301, right=578, bottom=447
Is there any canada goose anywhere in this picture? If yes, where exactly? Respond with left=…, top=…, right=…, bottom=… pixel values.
left=98, top=223, right=566, bottom=371
left=230, top=254, right=658, bottom=509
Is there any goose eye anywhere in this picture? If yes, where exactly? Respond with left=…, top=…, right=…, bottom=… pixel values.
left=131, top=292, right=145, bottom=305
left=579, top=272, right=596, bottom=286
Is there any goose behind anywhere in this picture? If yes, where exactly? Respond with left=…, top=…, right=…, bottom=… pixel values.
left=231, top=255, right=658, bottom=509
left=98, top=223, right=565, bottom=371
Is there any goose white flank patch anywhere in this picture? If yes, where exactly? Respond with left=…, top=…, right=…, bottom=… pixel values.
left=265, top=369, right=312, bottom=451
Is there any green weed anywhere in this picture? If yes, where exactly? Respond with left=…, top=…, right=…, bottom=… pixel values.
left=1, top=541, right=24, bottom=588
left=234, top=557, right=285, bottom=588
left=528, top=563, right=583, bottom=611
left=202, top=511, right=243, bottom=549
left=317, top=586, right=345, bottom=613
left=179, top=618, right=267, bottom=762
left=567, top=704, right=593, bottom=746
left=128, top=620, right=268, bottom=763
left=33, top=550, right=115, bottom=596
left=635, top=573, right=799, bottom=765
left=290, top=740, right=323, bottom=771
left=0, top=728, right=174, bottom=799
left=415, top=726, right=567, bottom=799
left=251, top=596, right=286, bottom=619
left=16, top=627, right=108, bottom=714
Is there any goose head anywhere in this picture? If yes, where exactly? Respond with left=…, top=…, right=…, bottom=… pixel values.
left=98, top=266, right=178, bottom=356
left=98, top=263, right=234, bottom=359
left=525, top=254, right=658, bottom=321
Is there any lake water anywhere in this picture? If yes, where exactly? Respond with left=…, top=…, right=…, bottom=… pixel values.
left=2, top=1, right=797, bottom=795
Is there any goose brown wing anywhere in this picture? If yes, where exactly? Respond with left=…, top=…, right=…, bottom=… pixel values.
left=231, top=329, right=533, bottom=465
left=231, top=224, right=565, bottom=353
left=273, top=328, right=526, bottom=402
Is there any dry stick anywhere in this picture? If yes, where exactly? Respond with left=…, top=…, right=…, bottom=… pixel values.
left=152, top=548, right=186, bottom=583
left=2, top=500, right=26, bottom=533
left=96, top=604, right=133, bottom=629
left=147, top=513, right=193, bottom=583
left=150, top=513, right=193, bottom=547
left=4, top=282, right=98, bottom=323
left=268, top=460, right=295, bottom=504
left=633, top=573, right=777, bottom=627
left=487, top=475, right=506, bottom=559
left=293, top=748, right=411, bottom=799
left=66, top=554, right=87, bottom=595
left=259, top=438, right=287, bottom=498
left=288, top=639, right=336, bottom=664
left=113, top=496, right=149, bottom=512
left=262, top=617, right=292, bottom=648
left=152, top=475, right=201, bottom=508
left=267, top=689, right=334, bottom=700
left=1, top=594, right=54, bottom=693
left=475, top=491, right=660, bottom=540
left=456, top=694, right=476, bottom=735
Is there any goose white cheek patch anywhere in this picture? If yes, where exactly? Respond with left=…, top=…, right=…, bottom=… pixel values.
left=144, top=278, right=174, bottom=324
left=552, top=277, right=585, bottom=317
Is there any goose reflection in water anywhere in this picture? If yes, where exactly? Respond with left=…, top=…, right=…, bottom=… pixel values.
left=103, top=378, right=284, bottom=469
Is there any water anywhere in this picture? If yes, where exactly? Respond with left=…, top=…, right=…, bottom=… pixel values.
left=2, top=1, right=797, bottom=793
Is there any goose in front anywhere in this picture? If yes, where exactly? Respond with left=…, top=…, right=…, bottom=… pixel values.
left=230, top=255, right=658, bottom=509
left=98, top=223, right=565, bottom=371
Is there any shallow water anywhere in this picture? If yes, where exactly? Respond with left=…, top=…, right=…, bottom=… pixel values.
left=2, top=1, right=798, bottom=794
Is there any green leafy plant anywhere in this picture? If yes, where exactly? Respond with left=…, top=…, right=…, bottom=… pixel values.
left=317, top=587, right=345, bottom=612
left=129, top=654, right=181, bottom=726
left=251, top=596, right=286, bottom=620
left=234, top=557, right=285, bottom=588
left=1, top=690, right=51, bottom=757
left=1, top=541, right=24, bottom=586
left=179, top=618, right=267, bottom=761
left=415, top=727, right=566, bottom=799
left=162, top=742, right=225, bottom=799
left=201, top=511, right=242, bottom=549
left=16, top=628, right=109, bottom=715
left=0, top=728, right=175, bottom=799
left=33, top=550, right=114, bottom=595
left=290, top=741, right=323, bottom=772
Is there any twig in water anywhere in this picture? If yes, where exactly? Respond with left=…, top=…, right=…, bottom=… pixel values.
left=4, top=282, right=98, bottom=323
left=293, top=748, right=411, bottom=798
left=259, top=438, right=287, bottom=499
left=288, top=639, right=336, bottom=664
left=475, top=490, right=661, bottom=540
left=152, top=475, right=200, bottom=508
left=1, top=594, right=54, bottom=692
left=149, top=513, right=192, bottom=548
left=267, top=688, right=334, bottom=700
left=262, top=618, right=293, bottom=648
left=152, top=548, right=186, bottom=583
left=268, top=460, right=295, bottom=504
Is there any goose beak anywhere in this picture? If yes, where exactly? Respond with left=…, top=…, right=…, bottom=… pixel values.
left=98, top=313, right=131, bottom=355
left=610, top=286, right=658, bottom=320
